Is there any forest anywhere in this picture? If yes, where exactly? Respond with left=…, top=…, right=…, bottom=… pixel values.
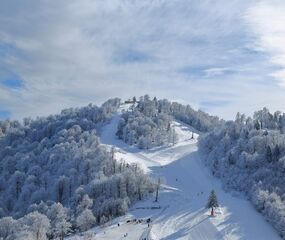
left=117, top=95, right=221, bottom=149
left=199, top=108, right=285, bottom=237
left=2, top=96, right=284, bottom=238
left=0, top=98, right=154, bottom=239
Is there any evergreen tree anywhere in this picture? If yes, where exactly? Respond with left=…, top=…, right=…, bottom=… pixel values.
left=206, top=190, right=219, bottom=216
left=273, top=145, right=280, bottom=162
left=228, top=152, right=235, bottom=165
left=254, top=120, right=261, bottom=130
left=266, top=146, right=272, bottom=163
left=155, top=177, right=161, bottom=202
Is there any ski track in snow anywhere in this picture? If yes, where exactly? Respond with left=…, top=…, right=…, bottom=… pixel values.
left=69, top=106, right=281, bottom=240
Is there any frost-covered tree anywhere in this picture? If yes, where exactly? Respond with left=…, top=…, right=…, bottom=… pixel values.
left=117, top=95, right=221, bottom=149
left=0, top=217, right=17, bottom=240
left=199, top=108, right=285, bottom=236
left=76, top=209, right=96, bottom=232
left=76, top=194, right=93, bottom=216
left=47, top=203, right=71, bottom=240
left=0, top=98, right=154, bottom=238
left=20, top=211, right=50, bottom=240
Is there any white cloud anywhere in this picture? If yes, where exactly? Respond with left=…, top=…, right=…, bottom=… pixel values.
left=204, top=68, right=230, bottom=77
left=245, top=0, right=285, bottom=86
left=0, top=0, right=284, bottom=120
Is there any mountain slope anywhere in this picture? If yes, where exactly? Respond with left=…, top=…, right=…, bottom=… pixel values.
left=116, top=95, right=222, bottom=149
left=69, top=105, right=280, bottom=240
left=0, top=99, right=155, bottom=239
left=199, top=109, right=285, bottom=237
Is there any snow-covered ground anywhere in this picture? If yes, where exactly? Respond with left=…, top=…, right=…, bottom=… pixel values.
left=69, top=107, right=281, bottom=240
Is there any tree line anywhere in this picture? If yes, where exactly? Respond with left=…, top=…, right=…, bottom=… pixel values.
left=199, top=108, right=285, bottom=237
left=117, top=95, right=221, bottom=149
left=0, top=98, right=154, bottom=239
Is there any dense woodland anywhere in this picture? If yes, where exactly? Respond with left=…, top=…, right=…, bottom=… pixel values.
left=117, top=95, right=221, bottom=149
left=0, top=98, right=154, bottom=239
left=199, top=108, right=285, bottom=237
left=2, top=95, right=284, bottom=239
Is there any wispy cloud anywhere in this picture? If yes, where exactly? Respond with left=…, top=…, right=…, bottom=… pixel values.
left=200, top=100, right=232, bottom=112
left=0, top=0, right=284, bottom=120
left=245, top=0, right=285, bottom=87
left=113, top=49, right=152, bottom=64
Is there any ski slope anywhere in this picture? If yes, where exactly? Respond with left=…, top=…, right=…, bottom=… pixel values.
left=69, top=106, right=281, bottom=240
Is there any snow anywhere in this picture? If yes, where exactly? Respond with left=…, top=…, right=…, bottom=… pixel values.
left=68, top=218, right=146, bottom=240
left=69, top=107, right=281, bottom=240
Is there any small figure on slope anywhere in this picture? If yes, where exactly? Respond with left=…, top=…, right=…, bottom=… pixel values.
left=206, top=190, right=219, bottom=217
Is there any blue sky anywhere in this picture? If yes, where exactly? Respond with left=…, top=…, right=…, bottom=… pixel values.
left=0, top=67, right=24, bottom=89
left=0, top=0, right=285, bottom=120
left=0, top=109, right=10, bottom=119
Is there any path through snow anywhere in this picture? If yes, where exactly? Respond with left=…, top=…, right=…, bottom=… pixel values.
left=69, top=108, right=281, bottom=240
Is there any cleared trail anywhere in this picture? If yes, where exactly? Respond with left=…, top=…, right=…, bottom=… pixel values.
left=70, top=108, right=281, bottom=240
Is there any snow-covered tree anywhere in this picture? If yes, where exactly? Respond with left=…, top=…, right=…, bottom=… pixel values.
left=0, top=217, right=17, bottom=240
left=76, top=209, right=96, bottom=232
left=117, top=96, right=220, bottom=149
left=48, top=203, right=71, bottom=240
left=0, top=97, right=154, bottom=237
left=20, top=211, right=50, bottom=240
left=199, top=107, right=285, bottom=236
left=76, top=194, right=93, bottom=216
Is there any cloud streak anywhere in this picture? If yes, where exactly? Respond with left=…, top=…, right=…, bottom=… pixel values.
left=0, top=0, right=284, bottom=120
left=246, top=0, right=285, bottom=87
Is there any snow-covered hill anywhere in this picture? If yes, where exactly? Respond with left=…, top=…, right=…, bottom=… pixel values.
left=69, top=106, right=281, bottom=240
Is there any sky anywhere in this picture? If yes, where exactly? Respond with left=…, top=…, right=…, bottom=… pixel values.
left=0, top=0, right=285, bottom=120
